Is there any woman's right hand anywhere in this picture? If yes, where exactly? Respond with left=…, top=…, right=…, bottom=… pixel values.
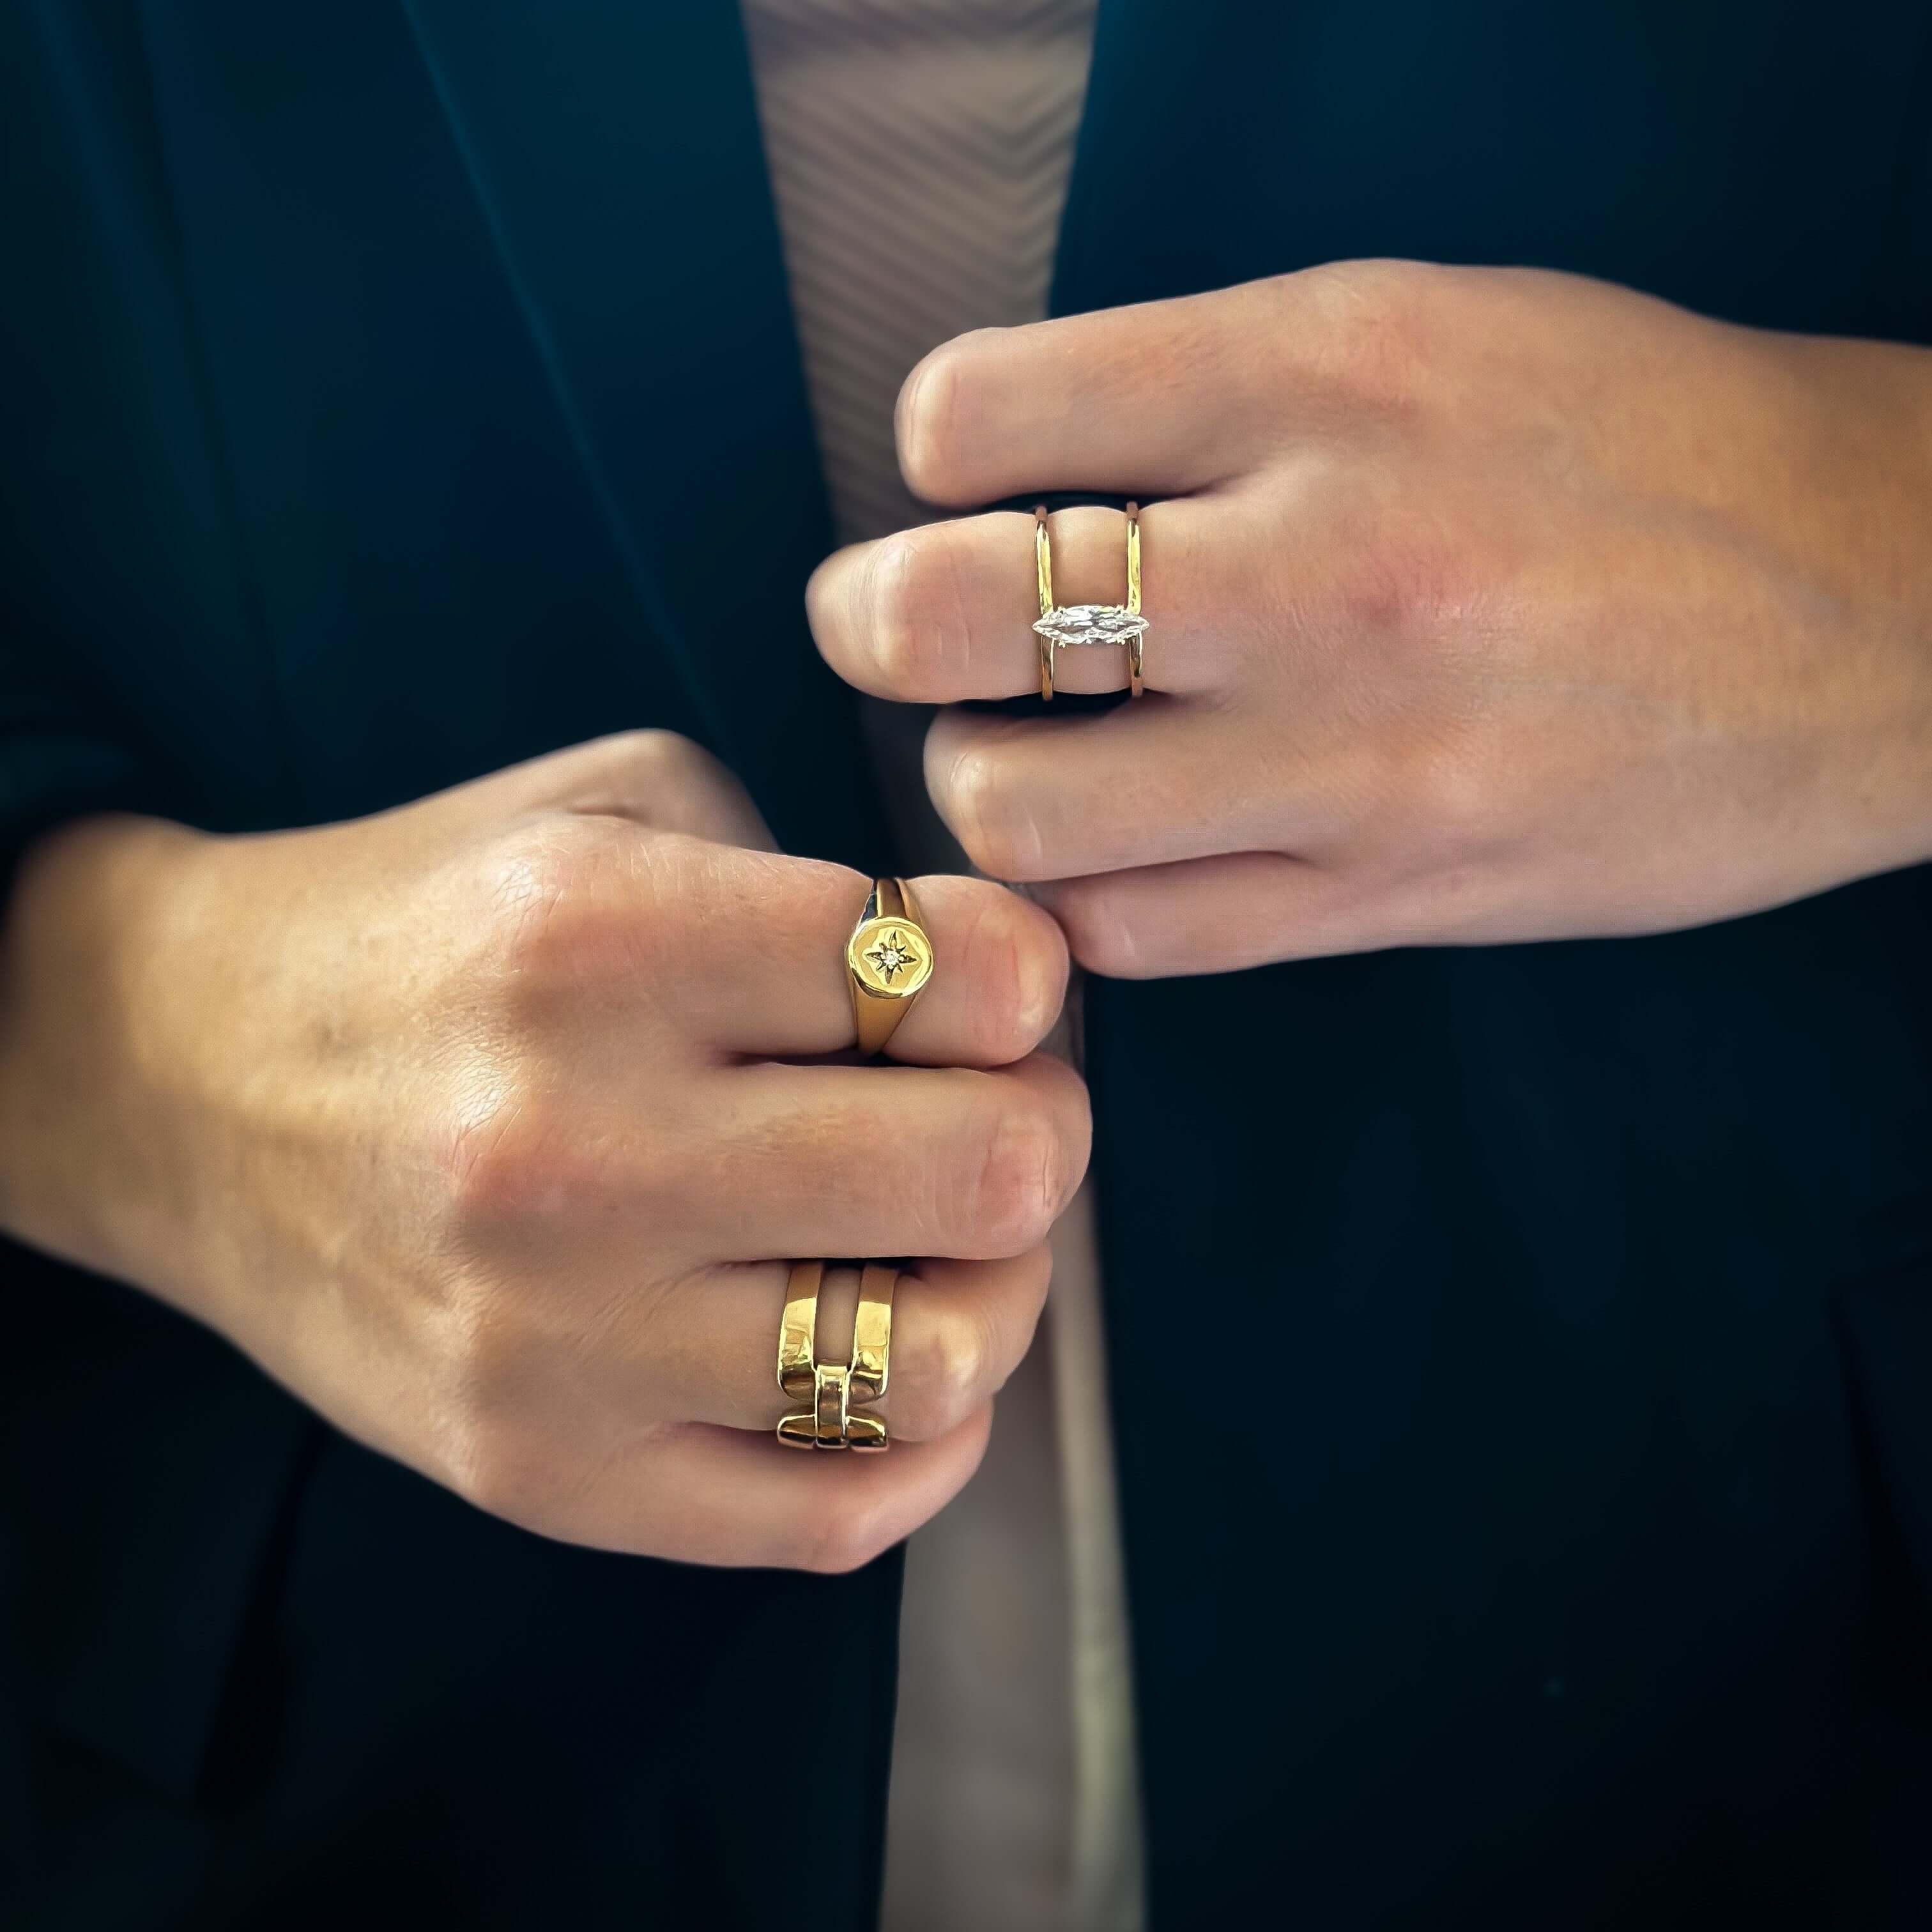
left=0, top=731, right=1086, bottom=1569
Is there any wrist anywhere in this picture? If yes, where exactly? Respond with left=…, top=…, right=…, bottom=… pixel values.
left=1777, top=332, right=1932, bottom=872
left=0, top=813, right=226, bottom=1308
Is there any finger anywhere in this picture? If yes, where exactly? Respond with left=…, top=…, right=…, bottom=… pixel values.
left=896, top=282, right=1291, bottom=509
left=703, top=1052, right=1091, bottom=1262
left=643, top=848, right=1071, bottom=1067
left=923, top=702, right=1340, bottom=884
left=1034, top=850, right=1405, bottom=976
left=520, top=832, right=1069, bottom=1070
left=521, top=1404, right=993, bottom=1570
left=808, top=502, right=1231, bottom=705
left=661, top=1248, right=1053, bottom=1443
left=1041, top=844, right=1544, bottom=973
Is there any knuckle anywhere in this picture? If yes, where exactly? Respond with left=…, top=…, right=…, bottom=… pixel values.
left=480, top=818, right=625, bottom=986
left=480, top=817, right=719, bottom=1004
left=1050, top=881, right=1144, bottom=979
left=897, top=1307, right=992, bottom=1441
left=862, top=530, right=964, bottom=693
left=1391, top=725, right=1505, bottom=858
left=603, top=726, right=707, bottom=788
left=966, top=1103, right=1065, bottom=1254
left=1331, top=507, right=1476, bottom=648
left=1349, top=690, right=1505, bottom=880
left=897, top=334, right=986, bottom=502
left=603, top=728, right=722, bottom=813
left=865, top=533, right=946, bottom=691
left=942, top=744, right=1039, bottom=881
left=441, top=1078, right=569, bottom=1228
left=443, top=1077, right=651, bottom=1234
left=963, top=891, right=1066, bottom=1059
left=1302, top=259, right=1438, bottom=408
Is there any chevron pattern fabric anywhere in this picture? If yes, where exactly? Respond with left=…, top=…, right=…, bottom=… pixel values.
left=740, top=10, right=1140, bottom=1932
left=743, top=0, right=1097, bottom=544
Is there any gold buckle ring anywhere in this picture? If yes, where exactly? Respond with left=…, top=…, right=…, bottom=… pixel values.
left=776, top=1260, right=896, bottom=1451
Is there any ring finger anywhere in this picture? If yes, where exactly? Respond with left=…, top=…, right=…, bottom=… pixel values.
left=807, top=500, right=1237, bottom=705
left=636, top=1246, right=1054, bottom=1445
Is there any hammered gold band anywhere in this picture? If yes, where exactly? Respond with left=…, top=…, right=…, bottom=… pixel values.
left=776, top=1260, right=896, bottom=1450
left=847, top=876, right=932, bottom=1057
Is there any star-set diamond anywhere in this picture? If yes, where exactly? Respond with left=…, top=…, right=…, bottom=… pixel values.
left=864, top=929, right=919, bottom=984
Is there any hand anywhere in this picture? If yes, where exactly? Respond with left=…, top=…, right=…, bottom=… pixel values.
left=808, top=263, right=1932, bottom=973
left=0, top=732, right=1084, bottom=1568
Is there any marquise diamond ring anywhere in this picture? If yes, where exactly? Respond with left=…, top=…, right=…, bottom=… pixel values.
left=1032, top=502, right=1146, bottom=700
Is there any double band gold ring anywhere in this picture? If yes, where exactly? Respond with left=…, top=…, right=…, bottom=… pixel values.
left=1032, top=502, right=1147, bottom=700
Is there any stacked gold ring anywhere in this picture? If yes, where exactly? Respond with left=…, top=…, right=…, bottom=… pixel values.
left=776, top=1260, right=896, bottom=1451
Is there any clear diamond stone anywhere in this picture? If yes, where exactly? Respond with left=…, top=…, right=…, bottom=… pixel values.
left=1032, top=604, right=1149, bottom=648
left=864, top=929, right=919, bottom=983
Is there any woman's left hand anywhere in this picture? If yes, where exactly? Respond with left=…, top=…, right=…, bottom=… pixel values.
left=808, top=263, right=1932, bottom=975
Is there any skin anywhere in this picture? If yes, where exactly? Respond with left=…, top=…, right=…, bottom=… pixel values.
left=808, top=261, right=1932, bottom=974
left=10, top=261, right=1931, bottom=1574
left=0, top=731, right=1088, bottom=1570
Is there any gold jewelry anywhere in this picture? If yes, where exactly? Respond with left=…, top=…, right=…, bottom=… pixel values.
left=776, top=1260, right=896, bottom=1450
left=1031, top=501, right=1148, bottom=700
left=1035, top=505, right=1056, bottom=700
left=847, top=877, right=932, bottom=1057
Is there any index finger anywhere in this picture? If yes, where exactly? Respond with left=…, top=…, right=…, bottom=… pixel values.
left=895, top=281, right=1287, bottom=509
left=657, top=850, right=1071, bottom=1068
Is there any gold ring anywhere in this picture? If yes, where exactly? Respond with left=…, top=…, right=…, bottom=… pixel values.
left=776, top=1260, right=896, bottom=1451
left=847, top=877, right=932, bottom=1057
left=1031, top=502, right=1147, bottom=700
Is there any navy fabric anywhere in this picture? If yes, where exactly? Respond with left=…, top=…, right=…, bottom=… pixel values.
left=2, top=1, right=1929, bottom=1925
left=0, top=6, right=896, bottom=1927
left=1057, top=6, right=1932, bottom=1922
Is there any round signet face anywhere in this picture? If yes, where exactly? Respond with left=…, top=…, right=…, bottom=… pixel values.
left=847, top=916, right=933, bottom=1001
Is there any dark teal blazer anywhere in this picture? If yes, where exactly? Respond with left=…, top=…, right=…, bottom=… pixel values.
left=4, top=4, right=1931, bottom=1926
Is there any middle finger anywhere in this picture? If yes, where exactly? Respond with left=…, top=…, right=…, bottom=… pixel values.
left=923, top=700, right=1338, bottom=884
left=698, top=1052, right=1091, bottom=1262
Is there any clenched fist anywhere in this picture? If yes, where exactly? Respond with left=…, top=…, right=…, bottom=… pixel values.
left=0, top=732, right=1085, bottom=1569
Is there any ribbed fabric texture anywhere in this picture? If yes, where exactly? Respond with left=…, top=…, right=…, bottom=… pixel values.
left=742, top=0, right=1096, bottom=544
left=743, top=8, right=1144, bottom=1932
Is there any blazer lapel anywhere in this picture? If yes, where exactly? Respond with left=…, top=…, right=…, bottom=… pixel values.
left=392, top=0, right=879, bottom=859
